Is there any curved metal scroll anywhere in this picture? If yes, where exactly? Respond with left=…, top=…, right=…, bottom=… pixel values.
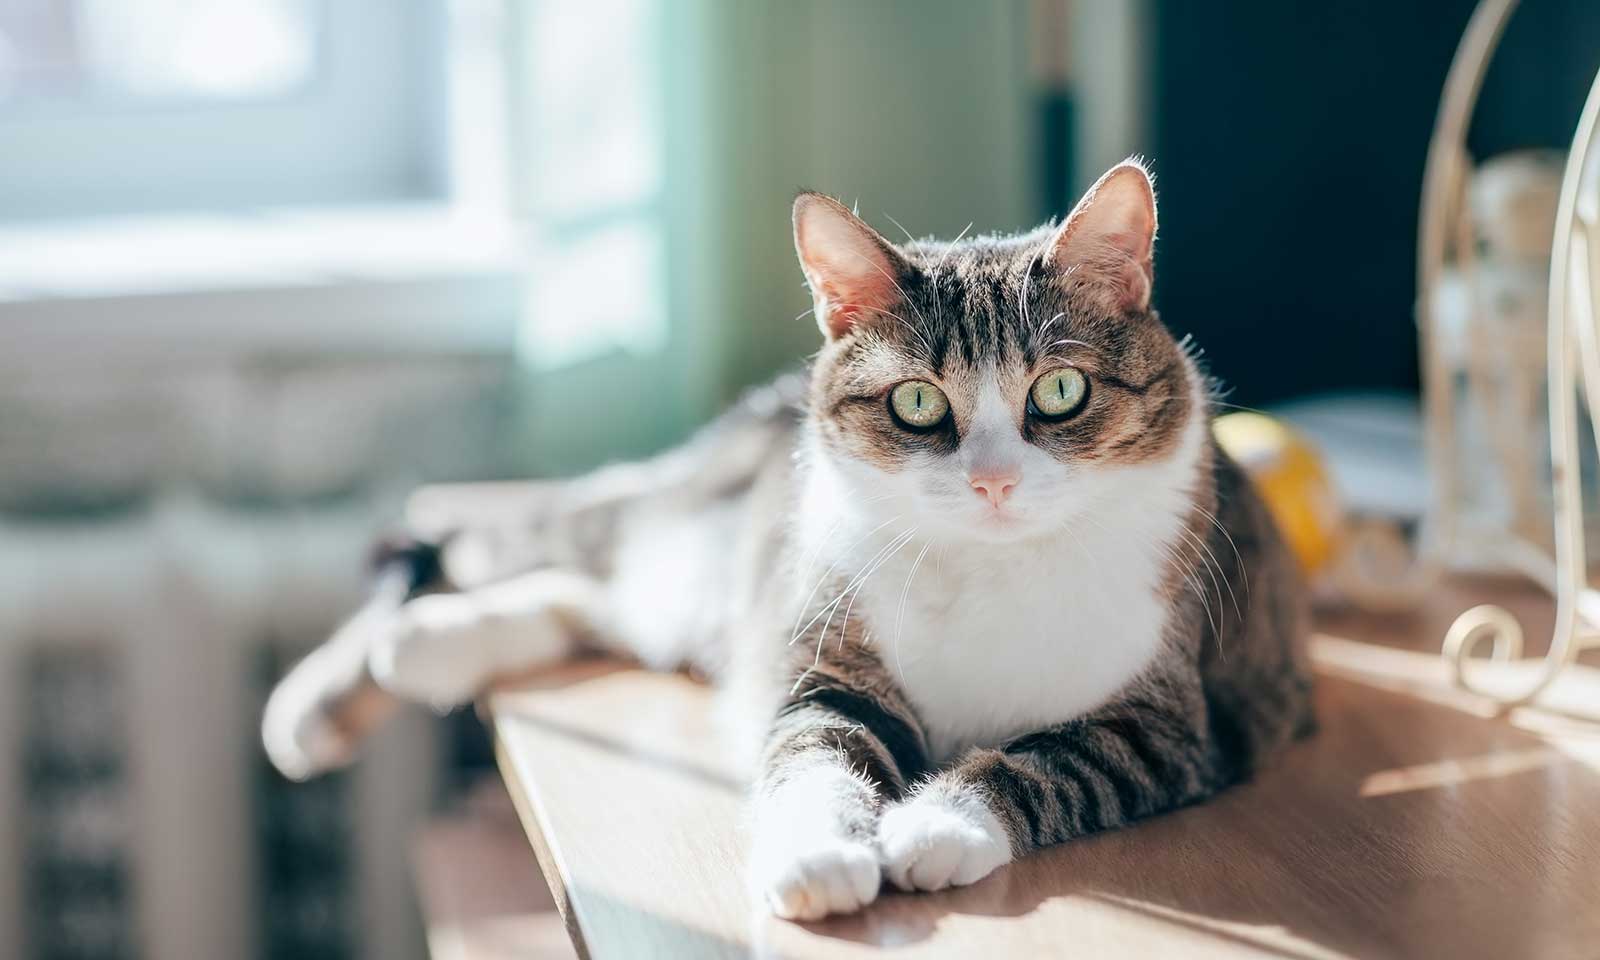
left=1444, top=59, right=1600, bottom=705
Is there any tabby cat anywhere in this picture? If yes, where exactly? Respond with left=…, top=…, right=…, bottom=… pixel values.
left=263, top=160, right=1313, bottom=919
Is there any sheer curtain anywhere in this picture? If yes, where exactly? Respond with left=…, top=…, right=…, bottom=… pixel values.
left=508, top=0, right=1037, bottom=472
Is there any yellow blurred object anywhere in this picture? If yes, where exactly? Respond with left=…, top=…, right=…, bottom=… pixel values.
left=1213, top=412, right=1343, bottom=575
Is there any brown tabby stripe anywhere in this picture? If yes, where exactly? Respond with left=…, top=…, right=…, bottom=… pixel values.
left=776, top=683, right=928, bottom=787
left=957, top=700, right=1217, bottom=851
left=759, top=630, right=930, bottom=803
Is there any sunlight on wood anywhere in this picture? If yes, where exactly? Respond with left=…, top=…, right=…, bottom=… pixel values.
left=1312, top=631, right=1600, bottom=724
left=1309, top=634, right=1501, bottom=717
left=1359, top=746, right=1560, bottom=797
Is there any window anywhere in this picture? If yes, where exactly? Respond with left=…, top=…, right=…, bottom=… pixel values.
left=0, top=0, right=672, bottom=373
left=517, top=0, right=669, bottom=366
left=0, top=0, right=448, bottom=219
left=0, top=0, right=317, bottom=102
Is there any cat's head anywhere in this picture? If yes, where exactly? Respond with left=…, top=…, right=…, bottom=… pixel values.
left=795, top=160, right=1204, bottom=544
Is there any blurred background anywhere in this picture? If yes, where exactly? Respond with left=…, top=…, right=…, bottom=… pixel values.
left=1, top=1, right=1597, bottom=958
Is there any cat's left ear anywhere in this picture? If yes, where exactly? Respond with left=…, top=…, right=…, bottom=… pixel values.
left=1042, top=159, right=1157, bottom=312
left=793, top=192, right=910, bottom=339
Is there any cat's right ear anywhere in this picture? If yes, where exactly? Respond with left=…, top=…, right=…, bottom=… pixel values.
left=793, top=192, right=908, bottom=340
left=1042, top=160, right=1158, bottom=312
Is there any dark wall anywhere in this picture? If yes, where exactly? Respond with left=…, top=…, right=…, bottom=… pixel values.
left=1149, top=0, right=1600, bottom=406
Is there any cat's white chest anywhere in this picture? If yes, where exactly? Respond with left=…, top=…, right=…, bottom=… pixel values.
left=857, top=532, right=1168, bottom=762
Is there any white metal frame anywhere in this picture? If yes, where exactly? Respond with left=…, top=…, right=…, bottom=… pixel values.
left=1443, top=58, right=1600, bottom=705
left=1406, top=0, right=1600, bottom=705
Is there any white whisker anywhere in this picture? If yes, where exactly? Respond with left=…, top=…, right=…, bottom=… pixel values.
left=837, top=526, right=919, bottom=651
left=1177, top=523, right=1242, bottom=622
left=1078, top=511, right=1226, bottom=660
left=891, top=541, right=934, bottom=686
left=937, top=222, right=973, bottom=273
left=791, top=514, right=844, bottom=627
left=792, top=528, right=915, bottom=647
left=1035, top=311, right=1068, bottom=340
left=836, top=301, right=936, bottom=359
left=842, top=249, right=933, bottom=330
left=1173, top=526, right=1224, bottom=616
left=1018, top=234, right=1046, bottom=340
left=791, top=516, right=899, bottom=637
left=1045, top=337, right=1090, bottom=351
left=1195, top=504, right=1250, bottom=602
left=932, top=222, right=972, bottom=328
left=881, top=211, right=919, bottom=245
left=809, top=529, right=918, bottom=673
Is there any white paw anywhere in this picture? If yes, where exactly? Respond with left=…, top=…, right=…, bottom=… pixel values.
left=877, top=788, right=1013, bottom=892
left=752, top=833, right=881, bottom=920
left=368, top=594, right=502, bottom=708
left=750, top=767, right=882, bottom=919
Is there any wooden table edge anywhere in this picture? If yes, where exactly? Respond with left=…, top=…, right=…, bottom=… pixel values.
left=492, top=721, right=593, bottom=960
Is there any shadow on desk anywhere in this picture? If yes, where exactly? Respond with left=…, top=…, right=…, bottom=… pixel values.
left=490, top=582, right=1600, bottom=960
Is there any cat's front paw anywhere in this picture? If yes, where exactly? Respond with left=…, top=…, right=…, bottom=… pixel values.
left=750, top=767, right=882, bottom=919
left=876, top=787, right=1013, bottom=892
left=752, top=833, right=881, bottom=920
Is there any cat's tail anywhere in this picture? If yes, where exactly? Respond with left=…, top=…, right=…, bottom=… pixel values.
left=261, top=537, right=443, bottom=781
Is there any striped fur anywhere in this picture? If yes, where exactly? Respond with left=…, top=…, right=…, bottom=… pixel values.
left=755, top=162, right=1310, bottom=912
left=262, top=161, right=1312, bottom=921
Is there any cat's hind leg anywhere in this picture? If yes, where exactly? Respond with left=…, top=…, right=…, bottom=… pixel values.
left=262, top=601, right=403, bottom=780
left=368, top=568, right=607, bottom=709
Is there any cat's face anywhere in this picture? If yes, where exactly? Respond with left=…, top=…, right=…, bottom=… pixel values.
left=796, top=162, right=1200, bottom=544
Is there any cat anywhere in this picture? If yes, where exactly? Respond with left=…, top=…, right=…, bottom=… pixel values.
left=262, top=159, right=1314, bottom=920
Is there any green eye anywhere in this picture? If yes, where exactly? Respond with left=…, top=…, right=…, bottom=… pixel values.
left=888, top=380, right=949, bottom=430
left=1029, top=367, right=1089, bottom=419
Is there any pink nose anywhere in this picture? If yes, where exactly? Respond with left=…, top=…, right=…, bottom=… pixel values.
left=969, top=471, right=1019, bottom=507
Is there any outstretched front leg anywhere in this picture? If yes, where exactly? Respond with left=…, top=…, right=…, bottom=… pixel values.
left=750, top=644, right=930, bottom=919
left=877, top=690, right=1218, bottom=892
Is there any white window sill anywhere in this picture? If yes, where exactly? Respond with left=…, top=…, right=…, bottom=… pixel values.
left=0, top=205, right=526, bottom=363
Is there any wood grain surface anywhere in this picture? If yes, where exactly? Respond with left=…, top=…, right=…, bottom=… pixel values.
left=491, top=577, right=1600, bottom=959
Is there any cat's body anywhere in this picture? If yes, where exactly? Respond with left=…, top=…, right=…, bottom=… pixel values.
left=263, top=161, right=1312, bottom=920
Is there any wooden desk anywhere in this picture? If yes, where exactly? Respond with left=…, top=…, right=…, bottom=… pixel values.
left=412, top=779, right=576, bottom=960
left=491, top=579, right=1600, bottom=959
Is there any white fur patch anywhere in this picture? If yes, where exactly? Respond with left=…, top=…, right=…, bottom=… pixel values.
left=798, top=367, right=1206, bottom=761
left=877, top=784, right=1012, bottom=891
left=749, top=766, right=881, bottom=919
left=368, top=570, right=593, bottom=708
left=605, top=502, right=739, bottom=670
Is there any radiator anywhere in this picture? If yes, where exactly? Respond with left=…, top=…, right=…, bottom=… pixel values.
left=0, top=354, right=516, bottom=960
left=0, top=499, right=448, bottom=960
left=0, top=497, right=443, bottom=960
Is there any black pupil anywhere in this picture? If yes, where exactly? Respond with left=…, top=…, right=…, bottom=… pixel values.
left=1057, top=376, right=1065, bottom=400
left=915, top=387, right=923, bottom=410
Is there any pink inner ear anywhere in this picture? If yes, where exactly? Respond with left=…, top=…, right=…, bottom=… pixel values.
left=1046, top=164, right=1157, bottom=311
left=801, top=258, right=898, bottom=338
left=1114, top=258, right=1151, bottom=309
left=795, top=196, right=903, bottom=337
left=1102, top=229, right=1152, bottom=262
left=817, top=262, right=898, bottom=312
